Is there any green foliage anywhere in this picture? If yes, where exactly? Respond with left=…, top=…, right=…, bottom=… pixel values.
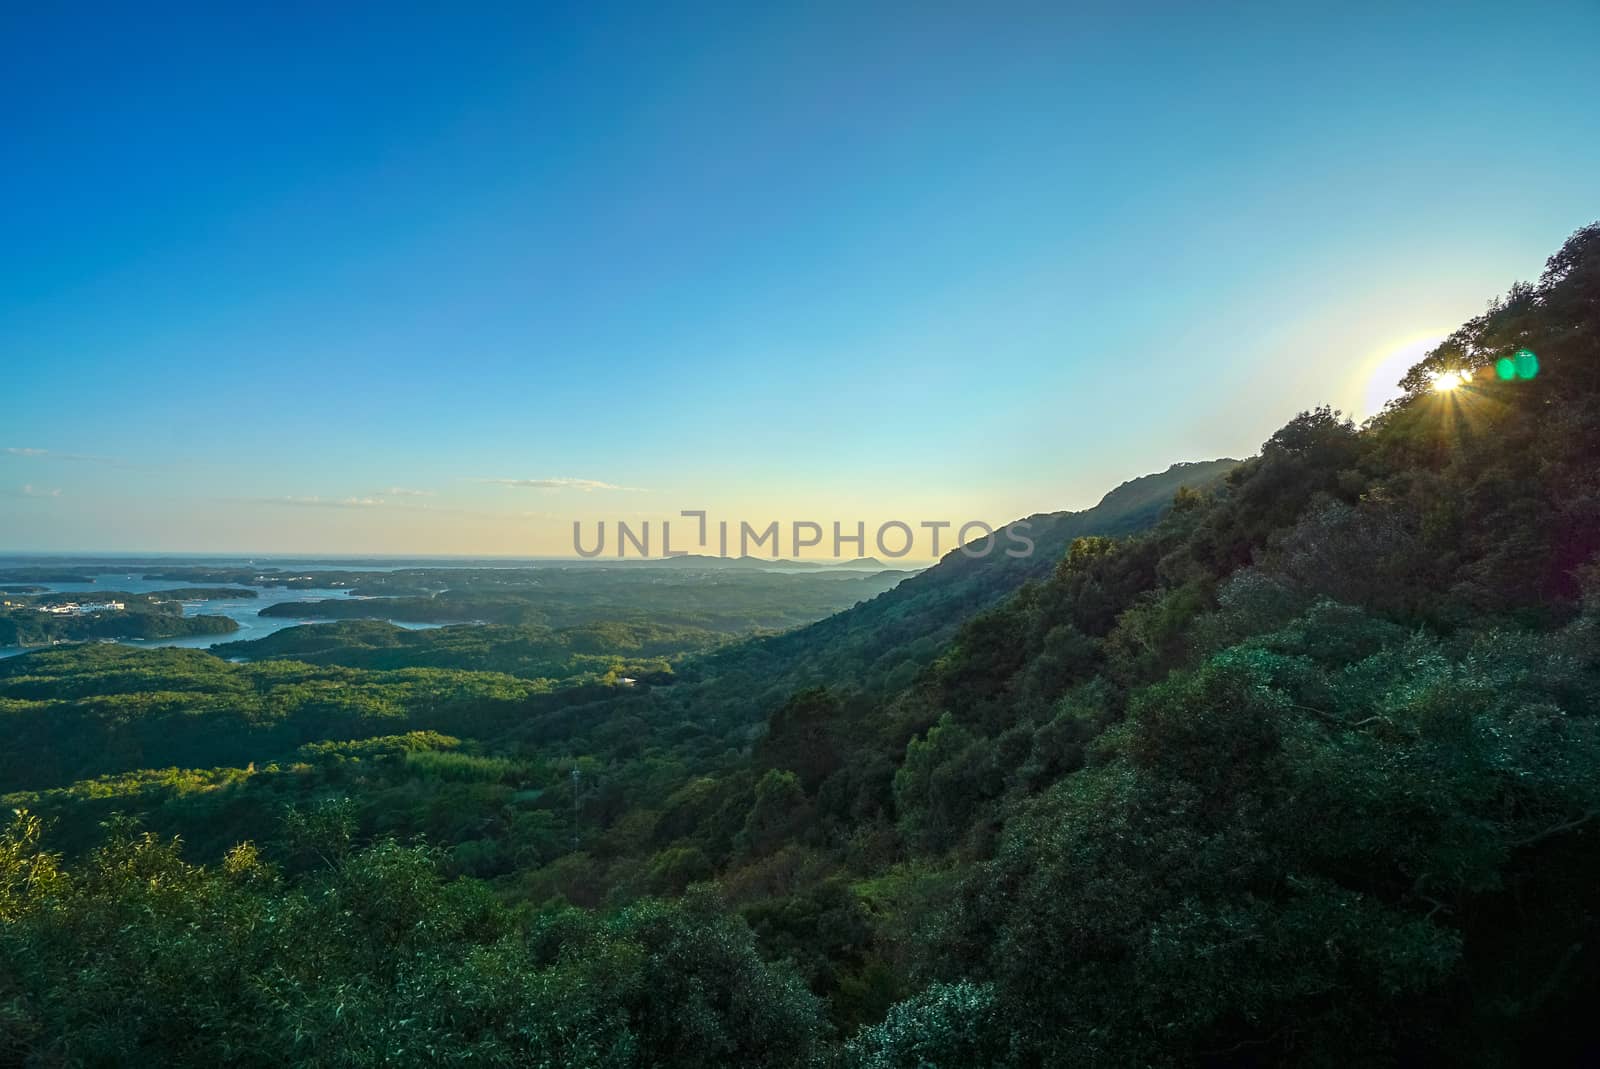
left=841, top=981, right=1004, bottom=1068
left=0, top=820, right=824, bottom=1067
left=215, top=618, right=711, bottom=683
left=0, top=810, right=65, bottom=923
left=738, top=770, right=812, bottom=859
left=0, top=645, right=544, bottom=791
left=928, top=615, right=1600, bottom=1064
left=753, top=688, right=845, bottom=791
left=244, top=565, right=911, bottom=632
left=893, top=714, right=988, bottom=854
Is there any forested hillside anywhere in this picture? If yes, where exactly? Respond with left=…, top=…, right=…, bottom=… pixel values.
left=3, top=223, right=1599, bottom=1066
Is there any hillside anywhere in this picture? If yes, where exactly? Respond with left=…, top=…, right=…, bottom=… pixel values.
left=671, top=458, right=1240, bottom=712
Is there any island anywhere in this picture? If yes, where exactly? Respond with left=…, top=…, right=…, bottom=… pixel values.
left=147, top=587, right=260, bottom=600
left=0, top=592, right=239, bottom=646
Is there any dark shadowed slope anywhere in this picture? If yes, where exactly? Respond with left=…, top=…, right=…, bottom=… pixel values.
left=664, top=459, right=1240, bottom=713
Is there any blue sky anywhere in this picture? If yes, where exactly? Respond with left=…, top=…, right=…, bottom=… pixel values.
left=3, top=2, right=1598, bottom=555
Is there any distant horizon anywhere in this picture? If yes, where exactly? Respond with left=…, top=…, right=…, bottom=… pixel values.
left=0, top=450, right=1227, bottom=561
left=0, top=550, right=940, bottom=567
left=0, top=448, right=1242, bottom=560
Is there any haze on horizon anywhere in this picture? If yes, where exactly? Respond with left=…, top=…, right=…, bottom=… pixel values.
left=4, top=3, right=1598, bottom=556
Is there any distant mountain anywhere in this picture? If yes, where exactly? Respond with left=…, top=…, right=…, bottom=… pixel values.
left=606, top=554, right=909, bottom=572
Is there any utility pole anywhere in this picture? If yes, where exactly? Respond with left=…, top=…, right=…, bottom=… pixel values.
left=571, top=767, right=581, bottom=849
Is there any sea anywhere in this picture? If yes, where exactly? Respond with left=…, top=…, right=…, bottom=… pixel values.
left=0, top=555, right=473, bottom=659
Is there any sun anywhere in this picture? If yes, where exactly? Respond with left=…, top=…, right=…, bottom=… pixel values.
left=1430, top=369, right=1466, bottom=392
left=1359, top=332, right=1450, bottom=418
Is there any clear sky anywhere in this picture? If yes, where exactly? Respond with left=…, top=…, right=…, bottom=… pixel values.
left=3, top=2, right=1598, bottom=556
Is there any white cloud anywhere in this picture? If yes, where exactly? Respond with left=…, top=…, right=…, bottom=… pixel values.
left=477, top=477, right=647, bottom=492
left=260, top=495, right=386, bottom=509
left=20, top=484, right=61, bottom=498
left=5, top=446, right=117, bottom=464
left=250, top=491, right=457, bottom=511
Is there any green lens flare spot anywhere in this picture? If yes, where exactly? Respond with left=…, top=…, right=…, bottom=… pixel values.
left=1496, top=356, right=1517, bottom=381
left=1513, top=348, right=1539, bottom=379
